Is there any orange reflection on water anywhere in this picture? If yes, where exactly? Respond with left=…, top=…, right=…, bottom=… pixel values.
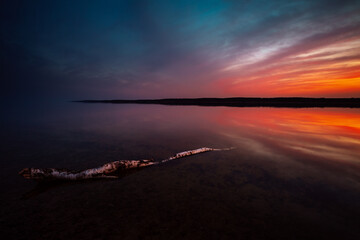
left=215, top=108, right=360, bottom=168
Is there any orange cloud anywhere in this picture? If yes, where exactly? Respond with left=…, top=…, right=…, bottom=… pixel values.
left=215, top=31, right=360, bottom=97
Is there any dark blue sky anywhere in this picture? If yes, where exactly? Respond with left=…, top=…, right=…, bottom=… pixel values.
left=2, top=0, right=360, bottom=101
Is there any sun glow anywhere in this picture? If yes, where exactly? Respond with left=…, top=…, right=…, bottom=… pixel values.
left=218, top=38, right=360, bottom=97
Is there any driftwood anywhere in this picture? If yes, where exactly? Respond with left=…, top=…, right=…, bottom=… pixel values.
left=19, top=147, right=234, bottom=181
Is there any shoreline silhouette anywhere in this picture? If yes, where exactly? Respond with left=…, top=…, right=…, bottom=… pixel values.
left=75, top=97, right=360, bottom=108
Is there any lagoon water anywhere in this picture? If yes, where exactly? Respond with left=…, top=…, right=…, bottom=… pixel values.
left=1, top=103, right=360, bottom=239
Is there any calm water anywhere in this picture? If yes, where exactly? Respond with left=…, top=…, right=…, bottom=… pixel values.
left=1, top=103, right=360, bottom=239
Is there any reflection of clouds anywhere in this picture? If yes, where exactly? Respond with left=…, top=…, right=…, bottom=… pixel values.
left=289, top=145, right=359, bottom=163
left=220, top=132, right=282, bottom=160
left=216, top=108, right=360, bottom=167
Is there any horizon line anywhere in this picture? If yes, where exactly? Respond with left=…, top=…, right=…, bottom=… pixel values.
left=73, top=97, right=360, bottom=108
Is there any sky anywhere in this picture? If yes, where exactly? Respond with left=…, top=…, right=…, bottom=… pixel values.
left=1, top=0, right=360, bottom=101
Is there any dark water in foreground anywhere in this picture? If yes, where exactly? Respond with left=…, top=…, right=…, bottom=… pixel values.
left=1, top=104, right=360, bottom=239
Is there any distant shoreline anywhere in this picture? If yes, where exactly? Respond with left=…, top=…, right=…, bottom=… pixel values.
left=74, top=97, right=360, bottom=108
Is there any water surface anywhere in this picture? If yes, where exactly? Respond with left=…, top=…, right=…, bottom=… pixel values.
left=1, top=104, right=360, bottom=239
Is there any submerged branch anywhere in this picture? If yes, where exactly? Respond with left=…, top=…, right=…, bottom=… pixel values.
left=19, top=147, right=234, bottom=181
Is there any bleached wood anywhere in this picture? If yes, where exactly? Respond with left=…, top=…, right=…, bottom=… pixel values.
left=19, top=147, right=234, bottom=181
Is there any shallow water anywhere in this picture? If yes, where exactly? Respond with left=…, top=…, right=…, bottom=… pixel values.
left=1, top=103, right=360, bottom=239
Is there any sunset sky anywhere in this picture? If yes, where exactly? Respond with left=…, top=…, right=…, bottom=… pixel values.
left=2, top=0, right=360, bottom=100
